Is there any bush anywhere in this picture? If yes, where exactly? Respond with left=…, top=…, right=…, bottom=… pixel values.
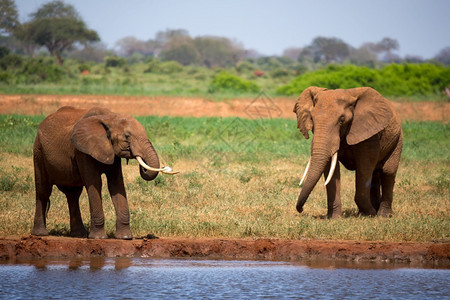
left=144, top=60, right=183, bottom=74
left=208, top=71, right=260, bottom=93
left=0, top=54, right=24, bottom=70
left=18, top=58, right=65, bottom=83
left=277, top=63, right=450, bottom=97
left=105, top=56, right=126, bottom=67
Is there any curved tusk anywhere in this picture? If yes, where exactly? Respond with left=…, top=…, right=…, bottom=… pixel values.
left=136, top=156, right=180, bottom=175
left=324, top=152, right=338, bottom=186
left=299, top=158, right=311, bottom=186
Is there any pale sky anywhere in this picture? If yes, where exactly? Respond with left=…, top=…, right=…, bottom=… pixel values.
left=15, top=0, right=450, bottom=59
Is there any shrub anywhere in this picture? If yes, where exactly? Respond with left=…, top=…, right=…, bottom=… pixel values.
left=18, top=58, right=65, bottom=83
left=144, top=60, right=183, bottom=74
left=208, top=71, right=260, bottom=93
left=277, top=63, right=450, bottom=97
left=0, top=54, right=23, bottom=70
left=105, top=56, right=126, bottom=67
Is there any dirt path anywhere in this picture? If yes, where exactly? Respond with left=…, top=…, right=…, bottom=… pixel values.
left=1, top=94, right=449, bottom=122
left=1, top=235, right=449, bottom=267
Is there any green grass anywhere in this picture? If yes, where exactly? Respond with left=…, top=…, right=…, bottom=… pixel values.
left=0, top=115, right=449, bottom=241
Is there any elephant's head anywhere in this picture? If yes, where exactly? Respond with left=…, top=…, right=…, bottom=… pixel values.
left=71, top=107, right=176, bottom=181
left=293, top=87, right=393, bottom=213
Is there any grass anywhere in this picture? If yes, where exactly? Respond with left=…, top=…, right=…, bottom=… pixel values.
left=0, top=115, right=449, bottom=242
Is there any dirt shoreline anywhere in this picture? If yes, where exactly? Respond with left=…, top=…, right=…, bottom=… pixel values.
left=1, top=236, right=449, bottom=268
left=0, top=94, right=449, bottom=122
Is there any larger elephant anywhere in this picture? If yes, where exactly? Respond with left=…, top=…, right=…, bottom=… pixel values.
left=31, top=106, right=177, bottom=239
left=293, top=87, right=403, bottom=218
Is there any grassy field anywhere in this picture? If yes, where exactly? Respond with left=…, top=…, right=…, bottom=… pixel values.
left=0, top=114, right=449, bottom=242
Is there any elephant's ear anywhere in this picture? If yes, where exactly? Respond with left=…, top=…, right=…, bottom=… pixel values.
left=293, top=86, right=327, bottom=139
left=71, top=116, right=115, bottom=165
left=346, top=87, right=393, bottom=145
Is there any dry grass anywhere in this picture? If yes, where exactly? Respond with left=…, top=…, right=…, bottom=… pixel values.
left=1, top=151, right=448, bottom=242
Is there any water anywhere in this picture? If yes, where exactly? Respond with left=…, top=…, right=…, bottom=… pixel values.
left=1, top=258, right=449, bottom=299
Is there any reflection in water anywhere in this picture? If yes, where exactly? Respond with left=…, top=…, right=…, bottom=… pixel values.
left=0, top=258, right=449, bottom=299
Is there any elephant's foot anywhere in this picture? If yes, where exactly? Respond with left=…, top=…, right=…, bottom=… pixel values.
left=326, top=213, right=342, bottom=219
left=115, top=227, right=133, bottom=240
left=31, top=226, right=49, bottom=236
left=70, top=227, right=89, bottom=238
left=88, top=228, right=108, bottom=239
left=377, top=207, right=393, bottom=217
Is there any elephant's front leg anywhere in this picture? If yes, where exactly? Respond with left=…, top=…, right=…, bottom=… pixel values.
left=324, top=161, right=342, bottom=218
left=106, top=159, right=132, bottom=240
left=354, top=168, right=377, bottom=216
left=78, top=155, right=108, bottom=239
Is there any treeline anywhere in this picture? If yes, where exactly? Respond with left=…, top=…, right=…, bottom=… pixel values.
left=0, top=0, right=449, bottom=99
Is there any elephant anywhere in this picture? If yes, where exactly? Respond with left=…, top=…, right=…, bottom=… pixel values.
left=31, top=106, right=177, bottom=239
left=293, top=87, right=403, bottom=218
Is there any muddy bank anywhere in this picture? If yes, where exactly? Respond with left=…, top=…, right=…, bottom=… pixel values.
left=1, top=236, right=448, bottom=268
left=0, top=94, right=449, bottom=122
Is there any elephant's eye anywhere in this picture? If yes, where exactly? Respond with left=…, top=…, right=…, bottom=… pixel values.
left=338, top=116, right=345, bottom=124
left=124, top=132, right=131, bottom=139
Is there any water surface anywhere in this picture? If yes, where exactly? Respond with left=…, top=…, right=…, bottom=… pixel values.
left=1, top=258, right=448, bottom=299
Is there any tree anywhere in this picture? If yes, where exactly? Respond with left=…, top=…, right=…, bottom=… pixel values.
left=0, top=0, right=18, bottom=36
left=374, top=37, right=399, bottom=62
left=307, top=37, right=350, bottom=63
left=434, top=46, right=450, bottom=65
left=17, top=1, right=99, bottom=64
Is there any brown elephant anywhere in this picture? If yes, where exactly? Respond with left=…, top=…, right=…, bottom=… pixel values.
left=31, top=106, right=177, bottom=239
left=293, top=87, right=403, bottom=218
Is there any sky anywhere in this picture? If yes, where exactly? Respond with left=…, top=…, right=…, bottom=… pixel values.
left=15, top=0, right=450, bottom=59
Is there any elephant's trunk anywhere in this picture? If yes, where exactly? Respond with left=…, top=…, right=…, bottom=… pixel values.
left=137, top=139, right=160, bottom=181
left=296, top=141, right=333, bottom=214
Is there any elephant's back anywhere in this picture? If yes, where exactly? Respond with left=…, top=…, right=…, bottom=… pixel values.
left=34, top=106, right=87, bottom=183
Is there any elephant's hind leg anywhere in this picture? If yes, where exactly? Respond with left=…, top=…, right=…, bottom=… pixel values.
left=31, top=181, right=52, bottom=236
left=59, top=186, right=88, bottom=237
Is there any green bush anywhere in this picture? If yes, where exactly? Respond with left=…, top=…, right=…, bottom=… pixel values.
left=18, top=58, right=65, bottom=83
left=0, top=54, right=23, bottom=70
left=277, top=64, right=450, bottom=97
left=144, top=60, right=183, bottom=74
left=105, top=56, right=126, bottom=67
left=208, top=71, right=260, bottom=93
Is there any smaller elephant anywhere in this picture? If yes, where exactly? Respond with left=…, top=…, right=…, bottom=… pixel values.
left=293, top=87, right=403, bottom=218
left=31, top=106, right=177, bottom=239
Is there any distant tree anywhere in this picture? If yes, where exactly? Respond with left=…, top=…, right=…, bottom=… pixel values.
left=16, top=0, right=99, bottom=64
left=160, top=43, right=200, bottom=65
left=0, top=0, right=18, bottom=36
left=115, top=36, right=157, bottom=57
left=349, top=45, right=378, bottom=67
left=434, top=46, right=450, bottom=65
left=374, top=37, right=399, bottom=62
left=404, top=55, right=424, bottom=63
left=282, top=47, right=302, bottom=61
left=67, top=42, right=109, bottom=63
left=307, top=37, right=350, bottom=63
left=193, top=36, right=244, bottom=68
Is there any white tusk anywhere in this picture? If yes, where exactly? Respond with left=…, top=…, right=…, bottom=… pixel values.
left=136, top=156, right=180, bottom=175
left=324, top=152, right=338, bottom=186
left=299, top=158, right=311, bottom=186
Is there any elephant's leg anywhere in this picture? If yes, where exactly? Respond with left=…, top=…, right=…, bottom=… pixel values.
left=354, top=168, right=377, bottom=216
left=370, top=170, right=381, bottom=211
left=106, top=160, right=132, bottom=240
left=59, top=186, right=88, bottom=238
left=77, top=155, right=108, bottom=239
left=377, top=172, right=396, bottom=217
left=324, top=162, right=342, bottom=218
left=31, top=161, right=52, bottom=236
